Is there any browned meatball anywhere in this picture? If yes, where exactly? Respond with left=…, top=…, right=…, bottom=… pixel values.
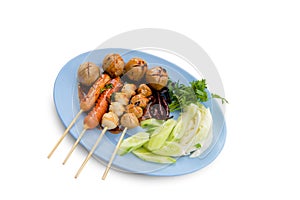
left=121, top=83, right=137, bottom=98
left=77, top=62, right=100, bottom=86
left=146, top=66, right=168, bottom=91
left=124, top=58, right=148, bottom=81
left=130, top=94, right=149, bottom=108
left=126, top=104, right=144, bottom=118
left=137, top=84, right=152, bottom=97
left=120, top=113, right=139, bottom=129
left=102, top=54, right=125, bottom=77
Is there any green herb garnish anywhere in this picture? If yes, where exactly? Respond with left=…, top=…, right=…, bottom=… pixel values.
left=168, top=79, right=227, bottom=112
left=100, top=83, right=113, bottom=93
left=211, top=93, right=229, bottom=104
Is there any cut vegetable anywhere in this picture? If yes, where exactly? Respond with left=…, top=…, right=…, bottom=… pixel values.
left=152, top=141, right=184, bottom=157
left=132, top=147, right=176, bottom=164
left=147, top=119, right=177, bottom=151
left=118, top=103, right=213, bottom=164
left=140, top=118, right=164, bottom=129
left=167, top=116, right=183, bottom=141
left=118, top=132, right=149, bottom=156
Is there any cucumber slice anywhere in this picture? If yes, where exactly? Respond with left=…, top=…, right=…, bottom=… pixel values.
left=140, top=118, right=164, bottom=129
left=152, top=141, right=184, bottom=157
left=118, top=132, right=149, bottom=156
left=132, top=148, right=176, bottom=164
left=147, top=119, right=177, bottom=151
left=167, top=117, right=183, bottom=141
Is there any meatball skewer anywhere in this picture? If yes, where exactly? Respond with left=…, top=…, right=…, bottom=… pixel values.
left=61, top=77, right=121, bottom=165
left=72, top=77, right=122, bottom=178
left=48, top=73, right=110, bottom=159
left=102, top=83, right=140, bottom=180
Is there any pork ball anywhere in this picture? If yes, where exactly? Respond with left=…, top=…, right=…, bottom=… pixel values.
left=109, top=102, right=125, bottom=117
left=146, top=66, right=168, bottom=91
left=130, top=94, right=149, bottom=108
left=121, top=83, right=137, bottom=98
left=120, top=113, right=139, bottom=129
left=102, top=53, right=125, bottom=77
left=77, top=62, right=100, bottom=86
left=124, top=58, right=148, bottom=81
left=113, top=92, right=130, bottom=106
left=126, top=104, right=143, bottom=118
left=101, top=112, right=119, bottom=130
left=137, top=84, right=152, bottom=97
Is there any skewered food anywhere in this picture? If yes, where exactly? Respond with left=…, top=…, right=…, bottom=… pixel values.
left=102, top=53, right=125, bottom=77
left=121, top=83, right=137, bottom=98
left=47, top=73, right=111, bottom=159
left=124, top=58, right=148, bottom=81
left=112, top=92, right=130, bottom=106
left=137, top=84, right=152, bottom=97
left=126, top=104, right=144, bottom=118
left=146, top=66, right=168, bottom=91
left=83, top=77, right=122, bottom=129
left=120, top=113, right=139, bottom=129
left=130, top=94, right=149, bottom=108
left=77, top=62, right=101, bottom=86
left=109, top=102, right=125, bottom=117
left=79, top=74, right=111, bottom=111
left=101, top=112, right=119, bottom=130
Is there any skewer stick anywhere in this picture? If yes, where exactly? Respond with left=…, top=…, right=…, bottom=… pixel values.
left=48, top=109, right=83, bottom=159
left=102, top=127, right=128, bottom=180
left=75, top=127, right=108, bottom=179
left=62, top=128, right=87, bottom=165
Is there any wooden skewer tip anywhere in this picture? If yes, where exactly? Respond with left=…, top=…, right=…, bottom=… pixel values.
left=47, top=109, right=83, bottom=159
left=74, top=127, right=108, bottom=179
left=102, top=127, right=128, bottom=180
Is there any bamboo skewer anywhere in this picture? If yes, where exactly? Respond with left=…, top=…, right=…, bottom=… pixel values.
left=75, top=127, right=108, bottom=179
left=48, top=109, right=83, bottom=159
left=102, top=127, right=128, bottom=180
left=62, top=128, right=87, bottom=165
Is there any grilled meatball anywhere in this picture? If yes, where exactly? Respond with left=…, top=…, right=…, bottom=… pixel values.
left=120, top=113, right=139, bottom=129
left=77, top=62, right=100, bottom=86
left=102, top=53, right=124, bottom=77
left=121, top=83, right=137, bottom=98
left=130, top=94, right=149, bottom=108
left=137, top=84, right=152, bottom=97
left=126, top=104, right=143, bottom=118
left=109, top=102, right=125, bottom=117
left=113, top=92, right=130, bottom=106
left=146, top=66, right=168, bottom=91
left=124, top=58, right=148, bottom=81
left=101, top=112, right=119, bottom=130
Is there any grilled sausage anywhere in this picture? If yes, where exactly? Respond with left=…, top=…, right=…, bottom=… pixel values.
left=83, top=77, right=122, bottom=129
left=80, top=74, right=111, bottom=111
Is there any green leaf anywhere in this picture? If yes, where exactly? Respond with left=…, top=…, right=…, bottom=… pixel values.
left=211, top=93, right=229, bottom=104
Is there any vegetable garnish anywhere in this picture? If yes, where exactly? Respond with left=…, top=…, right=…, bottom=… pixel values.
left=167, top=79, right=228, bottom=112
left=118, top=103, right=213, bottom=163
left=100, top=83, right=113, bottom=93
left=211, top=93, right=229, bottom=104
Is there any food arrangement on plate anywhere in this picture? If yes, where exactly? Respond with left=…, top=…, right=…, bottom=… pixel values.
left=49, top=49, right=227, bottom=179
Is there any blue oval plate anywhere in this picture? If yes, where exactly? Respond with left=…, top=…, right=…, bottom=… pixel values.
left=53, top=48, right=226, bottom=176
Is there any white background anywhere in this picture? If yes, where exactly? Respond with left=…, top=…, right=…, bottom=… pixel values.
left=1, top=0, right=299, bottom=199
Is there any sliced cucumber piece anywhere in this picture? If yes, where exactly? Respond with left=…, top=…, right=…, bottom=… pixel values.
left=118, top=132, right=149, bottom=156
left=147, top=119, right=177, bottom=151
left=140, top=118, right=164, bottom=129
left=152, top=141, right=184, bottom=157
left=132, top=147, right=176, bottom=164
